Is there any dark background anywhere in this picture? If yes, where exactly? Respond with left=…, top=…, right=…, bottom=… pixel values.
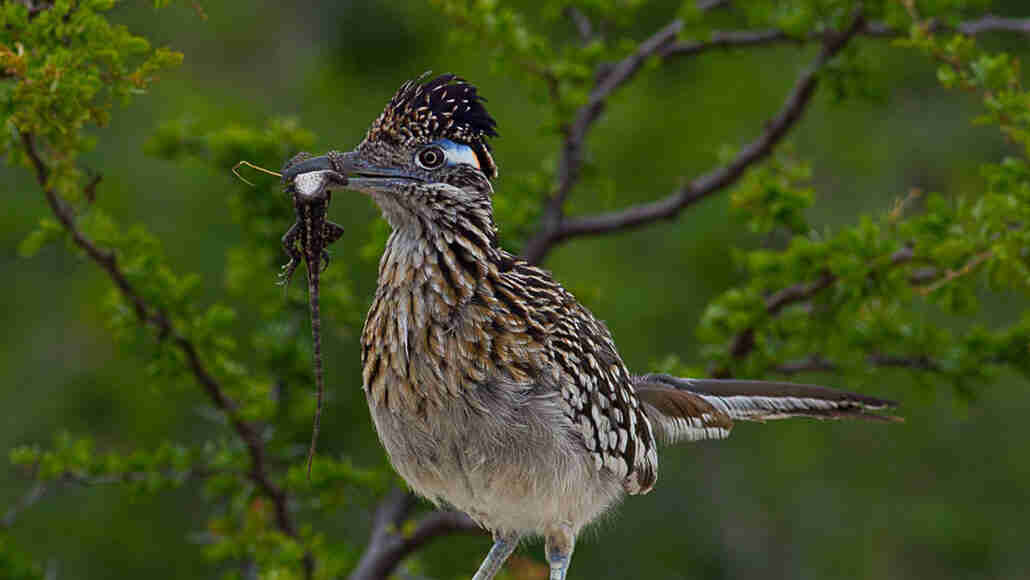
left=3, top=1, right=1029, bottom=578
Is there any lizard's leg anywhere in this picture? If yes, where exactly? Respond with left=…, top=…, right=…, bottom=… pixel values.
left=325, top=221, right=345, bottom=244
left=320, top=221, right=346, bottom=272
left=278, top=222, right=302, bottom=286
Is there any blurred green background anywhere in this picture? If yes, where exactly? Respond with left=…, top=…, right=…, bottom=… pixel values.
left=3, top=1, right=1030, bottom=579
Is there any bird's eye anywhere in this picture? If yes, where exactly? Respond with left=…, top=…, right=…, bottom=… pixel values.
left=417, top=146, right=446, bottom=169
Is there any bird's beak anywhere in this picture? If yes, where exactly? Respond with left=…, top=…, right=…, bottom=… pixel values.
left=282, top=151, right=420, bottom=195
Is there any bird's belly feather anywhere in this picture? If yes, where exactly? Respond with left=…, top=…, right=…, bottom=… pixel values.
left=367, top=379, right=623, bottom=535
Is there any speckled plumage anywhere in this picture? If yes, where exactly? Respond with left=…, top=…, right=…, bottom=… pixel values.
left=291, top=75, right=898, bottom=580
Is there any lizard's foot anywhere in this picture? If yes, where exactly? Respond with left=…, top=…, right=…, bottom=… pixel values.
left=278, top=259, right=300, bottom=286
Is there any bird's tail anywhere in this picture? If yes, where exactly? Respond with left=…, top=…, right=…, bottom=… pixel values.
left=634, top=373, right=901, bottom=445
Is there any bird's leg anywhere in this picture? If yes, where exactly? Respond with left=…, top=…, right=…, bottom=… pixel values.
left=544, top=525, right=576, bottom=580
left=471, top=531, right=520, bottom=580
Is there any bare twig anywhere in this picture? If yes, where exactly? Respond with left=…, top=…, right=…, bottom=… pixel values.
left=525, top=11, right=867, bottom=265
left=2, top=482, right=47, bottom=529
left=56, top=467, right=228, bottom=486
left=521, top=11, right=1030, bottom=264
left=565, top=6, right=594, bottom=44
left=774, top=356, right=838, bottom=375
left=696, top=0, right=731, bottom=11
left=19, top=132, right=312, bottom=579
left=83, top=172, right=102, bottom=204
left=348, top=489, right=485, bottom=580
left=868, top=353, right=942, bottom=371
left=956, top=15, right=1030, bottom=36
left=660, top=16, right=1030, bottom=59
left=775, top=352, right=942, bottom=375
left=915, top=250, right=993, bottom=295
left=523, top=19, right=684, bottom=264
left=4, top=467, right=227, bottom=529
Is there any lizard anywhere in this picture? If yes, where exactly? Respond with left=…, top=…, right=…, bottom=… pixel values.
left=278, top=151, right=348, bottom=477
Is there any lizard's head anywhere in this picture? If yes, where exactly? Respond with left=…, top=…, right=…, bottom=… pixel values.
left=283, top=74, right=499, bottom=232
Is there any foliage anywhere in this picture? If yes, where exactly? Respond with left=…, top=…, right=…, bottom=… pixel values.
left=1, top=0, right=182, bottom=201
left=3, top=1, right=1029, bottom=579
left=698, top=23, right=1030, bottom=388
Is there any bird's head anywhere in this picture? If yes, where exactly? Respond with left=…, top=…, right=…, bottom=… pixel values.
left=284, top=74, right=499, bottom=233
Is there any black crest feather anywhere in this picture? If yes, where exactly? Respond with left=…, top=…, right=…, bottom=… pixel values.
left=367, top=73, right=499, bottom=178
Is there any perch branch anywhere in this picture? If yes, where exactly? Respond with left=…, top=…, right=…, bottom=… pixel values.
left=348, top=489, right=485, bottom=580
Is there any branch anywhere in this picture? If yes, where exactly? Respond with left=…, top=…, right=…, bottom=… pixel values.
left=2, top=482, right=47, bottom=529
left=953, top=15, right=1030, bottom=36
left=55, top=467, right=229, bottom=487
left=19, top=132, right=311, bottom=578
left=774, top=355, right=838, bottom=375
left=774, top=352, right=942, bottom=375
left=565, top=6, right=594, bottom=44
left=4, top=467, right=228, bottom=529
left=523, top=19, right=684, bottom=264
left=524, top=11, right=867, bottom=264
left=520, top=10, right=1030, bottom=264
left=661, top=16, right=1030, bottom=59
left=867, top=353, right=942, bottom=372
left=696, top=0, right=731, bottom=11
left=348, top=489, right=485, bottom=580
left=915, top=250, right=993, bottom=295
left=717, top=245, right=927, bottom=377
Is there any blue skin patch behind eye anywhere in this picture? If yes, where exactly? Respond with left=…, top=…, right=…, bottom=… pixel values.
left=432, top=139, right=481, bottom=170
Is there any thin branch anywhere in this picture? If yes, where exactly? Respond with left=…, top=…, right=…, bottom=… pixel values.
left=774, top=356, right=838, bottom=375
left=56, top=467, right=229, bottom=486
left=915, top=250, right=993, bottom=295
left=868, top=353, right=942, bottom=372
left=661, top=16, right=1030, bottom=59
left=696, top=0, right=731, bottom=11
left=530, top=11, right=866, bottom=260
left=565, top=6, right=594, bottom=44
left=521, top=11, right=1030, bottom=264
left=348, top=489, right=485, bottom=580
left=523, top=19, right=684, bottom=264
left=2, top=482, right=47, bottom=529
left=4, top=467, right=227, bottom=528
left=955, top=15, right=1030, bottom=36
left=19, top=132, right=311, bottom=578
left=718, top=245, right=932, bottom=377
left=775, top=352, right=942, bottom=375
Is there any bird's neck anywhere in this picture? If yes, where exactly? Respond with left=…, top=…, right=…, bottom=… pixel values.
left=362, top=210, right=508, bottom=414
left=375, top=202, right=500, bottom=292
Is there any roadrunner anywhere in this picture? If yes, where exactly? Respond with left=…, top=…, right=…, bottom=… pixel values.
left=282, top=74, right=898, bottom=580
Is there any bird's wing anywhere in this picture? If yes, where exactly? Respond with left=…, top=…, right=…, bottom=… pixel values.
left=495, top=258, right=658, bottom=494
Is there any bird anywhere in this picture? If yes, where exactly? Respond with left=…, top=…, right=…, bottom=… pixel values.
left=281, top=74, right=899, bottom=580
